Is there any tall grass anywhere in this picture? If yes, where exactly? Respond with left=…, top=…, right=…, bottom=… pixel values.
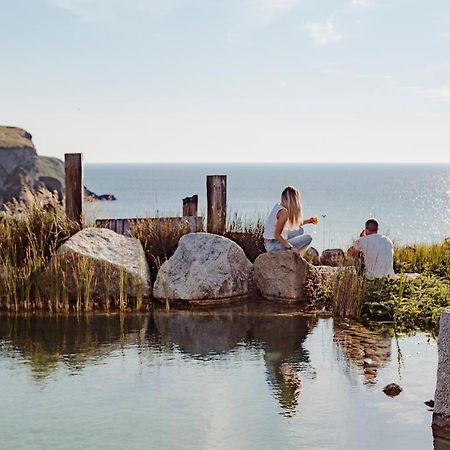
left=130, top=217, right=196, bottom=279
left=1, top=190, right=148, bottom=312
left=0, top=189, right=80, bottom=311
left=394, top=240, right=449, bottom=279
left=224, top=214, right=265, bottom=262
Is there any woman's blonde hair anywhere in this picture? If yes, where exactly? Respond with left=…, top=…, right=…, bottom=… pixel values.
left=281, top=186, right=303, bottom=230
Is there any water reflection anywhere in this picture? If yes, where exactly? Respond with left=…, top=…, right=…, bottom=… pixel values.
left=153, top=307, right=316, bottom=414
left=0, top=305, right=316, bottom=415
left=333, top=319, right=392, bottom=384
left=0, top=307, right=440, bottom=450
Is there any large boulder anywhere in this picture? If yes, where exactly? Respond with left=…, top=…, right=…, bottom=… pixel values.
left=321, top=248, right=346, bottom=266
left=43, top=228, right=151, bottom=300
left=153, top=232, right=252, bottom=303
left=433, top=310, right=450, bottom=440
left=253, top=251, right=314, bottom=302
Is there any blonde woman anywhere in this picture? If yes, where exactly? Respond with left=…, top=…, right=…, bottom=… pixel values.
left=263, top=186, right=316, bottom=253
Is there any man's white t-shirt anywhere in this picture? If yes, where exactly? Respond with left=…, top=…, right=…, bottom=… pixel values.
left=356, top=234, right=395, bottom=280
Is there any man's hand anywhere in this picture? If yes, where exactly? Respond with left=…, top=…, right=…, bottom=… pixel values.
left=360, top=229, right=366, bottom=237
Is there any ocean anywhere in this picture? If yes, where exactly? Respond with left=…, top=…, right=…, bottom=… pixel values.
left=84, top=163, right=449, bottom=251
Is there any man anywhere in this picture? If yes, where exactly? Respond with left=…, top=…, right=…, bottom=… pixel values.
left=349, top=218, right=395, bottom=280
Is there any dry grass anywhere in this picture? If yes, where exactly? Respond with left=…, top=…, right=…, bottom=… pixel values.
left=130, top=218, right=196, bottom=279
left=224, top=214, right=265, bottom=262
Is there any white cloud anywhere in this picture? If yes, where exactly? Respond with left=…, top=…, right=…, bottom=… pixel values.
left=423, top=85, right=450, bottom=101
left=349, top=0, right=374, bottom=7
left=441, top=32, right=450, bottom=40
left=307, top=19, right=342, bottom=46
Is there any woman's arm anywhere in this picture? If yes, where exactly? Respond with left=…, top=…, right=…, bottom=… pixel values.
left=275, top=209, right=292, bottom=250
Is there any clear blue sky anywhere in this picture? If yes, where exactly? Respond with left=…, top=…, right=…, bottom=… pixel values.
left=1, top=0, right=450, bottom=162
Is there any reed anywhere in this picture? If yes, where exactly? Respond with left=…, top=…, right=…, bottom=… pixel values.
left=332, top=268, right=367, bottom=319
left=130, top=217, right=194, bottom=279
left=224, top=213, right=265, bottom=262
left=0, top=189, right=80, bottom=311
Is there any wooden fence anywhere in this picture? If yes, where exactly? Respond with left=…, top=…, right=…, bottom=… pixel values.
left=65, top=153, right=226, bottom=235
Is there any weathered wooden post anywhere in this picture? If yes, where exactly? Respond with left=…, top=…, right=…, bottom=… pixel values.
left=183, top=195, right=198, bottom=217
left=206, top=175, right=226, bottom=235
left=65, top=153, right=83, bottom=225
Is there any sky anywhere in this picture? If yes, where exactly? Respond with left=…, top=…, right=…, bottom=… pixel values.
left=1, top=0, right=450, bottom=163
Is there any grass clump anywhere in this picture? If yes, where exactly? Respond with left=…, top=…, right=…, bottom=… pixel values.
left=361, top=275, right=449, bottom=334
left=224, top=214, right=265, bottom=262
left=0, top=189, right=80, bottom=310
left=130, top=218, right=195, bottom=279
left=394, top=240, right=449, bottom=279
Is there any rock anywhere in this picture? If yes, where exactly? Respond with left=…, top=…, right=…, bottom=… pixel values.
left=0, top=126, right=37, bottom=207
left=383, top=383, right=403, bottom=397
left=304, top=247, right=320, bottom=265
left=363, top=358, right=376, bottom=368
left=425, top=399, right=435, bottom=408
left=38, top=176, right=64, bottom=200
left=153, top=233, right=252, bottom=303
left=320, top=248, right=346, bottom=266
left=43, top=228, right=151, bottom=299
left=433, top=310, right=450, bottom=440
left=253, top=251, right=313, bottom=302
left=84, top=186, right=117, bottom=201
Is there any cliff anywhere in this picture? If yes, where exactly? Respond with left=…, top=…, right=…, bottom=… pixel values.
left=0, top=126, right=38, bottom=206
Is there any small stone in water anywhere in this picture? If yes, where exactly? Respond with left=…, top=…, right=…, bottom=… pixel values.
left=383, top=383, right=403, bottom=397
left=424, top=399, right=434, bottom=408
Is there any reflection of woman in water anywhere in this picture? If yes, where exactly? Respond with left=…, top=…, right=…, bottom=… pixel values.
left=251, top=315, right=316, bottom=415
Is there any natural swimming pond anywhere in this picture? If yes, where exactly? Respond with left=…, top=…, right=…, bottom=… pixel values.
left=0, top=303, right=444, bottom=450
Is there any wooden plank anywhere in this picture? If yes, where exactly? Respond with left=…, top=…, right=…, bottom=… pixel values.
left=65, top=153, right=83, bottom=225
left=182, top=195, right=198, bottom=217
left=95, top=217, right=203, bottom=235
left=206, top=175, right=227, bottom=235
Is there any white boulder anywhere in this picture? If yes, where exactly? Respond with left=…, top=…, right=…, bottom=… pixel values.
left=153, top=233, right=252, bottom=303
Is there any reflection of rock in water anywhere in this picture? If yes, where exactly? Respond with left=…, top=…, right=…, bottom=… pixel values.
left=0, top=314, right=149, bottom=379
left=333, top=319, right=391, bottom=384
left=250, top=315, right=316, bottom=415
left=153, top=310, right=252, bottom=356
left=153, top=306, right=316, bottom=415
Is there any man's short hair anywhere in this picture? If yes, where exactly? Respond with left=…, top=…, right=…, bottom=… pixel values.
left=365, top=218, right=379, bottom=232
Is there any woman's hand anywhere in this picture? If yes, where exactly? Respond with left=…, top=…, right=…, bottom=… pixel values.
left=304, top=217, right=318, bottom=225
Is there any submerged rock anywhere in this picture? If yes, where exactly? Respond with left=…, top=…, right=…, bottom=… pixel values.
left=153, top=232, right=252, bottom=303
left=320, top=248, right=346, bottom=266
left=253, top=252, right=313, bottom=302
left=43, top=227, right=151, bottom=299
left=383, top=383, right=403, bottom=397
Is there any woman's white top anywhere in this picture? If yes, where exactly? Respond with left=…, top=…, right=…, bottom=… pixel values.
left=263, top=203, right=289, bottom=240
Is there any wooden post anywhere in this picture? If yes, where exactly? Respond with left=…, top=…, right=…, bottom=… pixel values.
left=183, top=195, right=198, bottom=217
left=206, top=175, right=226, bottom=235
left=65, top=153, right=83, bottom=225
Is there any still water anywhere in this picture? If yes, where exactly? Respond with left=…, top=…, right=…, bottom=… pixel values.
left=0, top=304, right=441, bottom=450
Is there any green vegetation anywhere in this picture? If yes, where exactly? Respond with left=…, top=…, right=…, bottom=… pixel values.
left=0, top=125, right=34, bottom=148
left=37, top=155, right=65, bottom=181
left=332, top=241, right=450, bottom=333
